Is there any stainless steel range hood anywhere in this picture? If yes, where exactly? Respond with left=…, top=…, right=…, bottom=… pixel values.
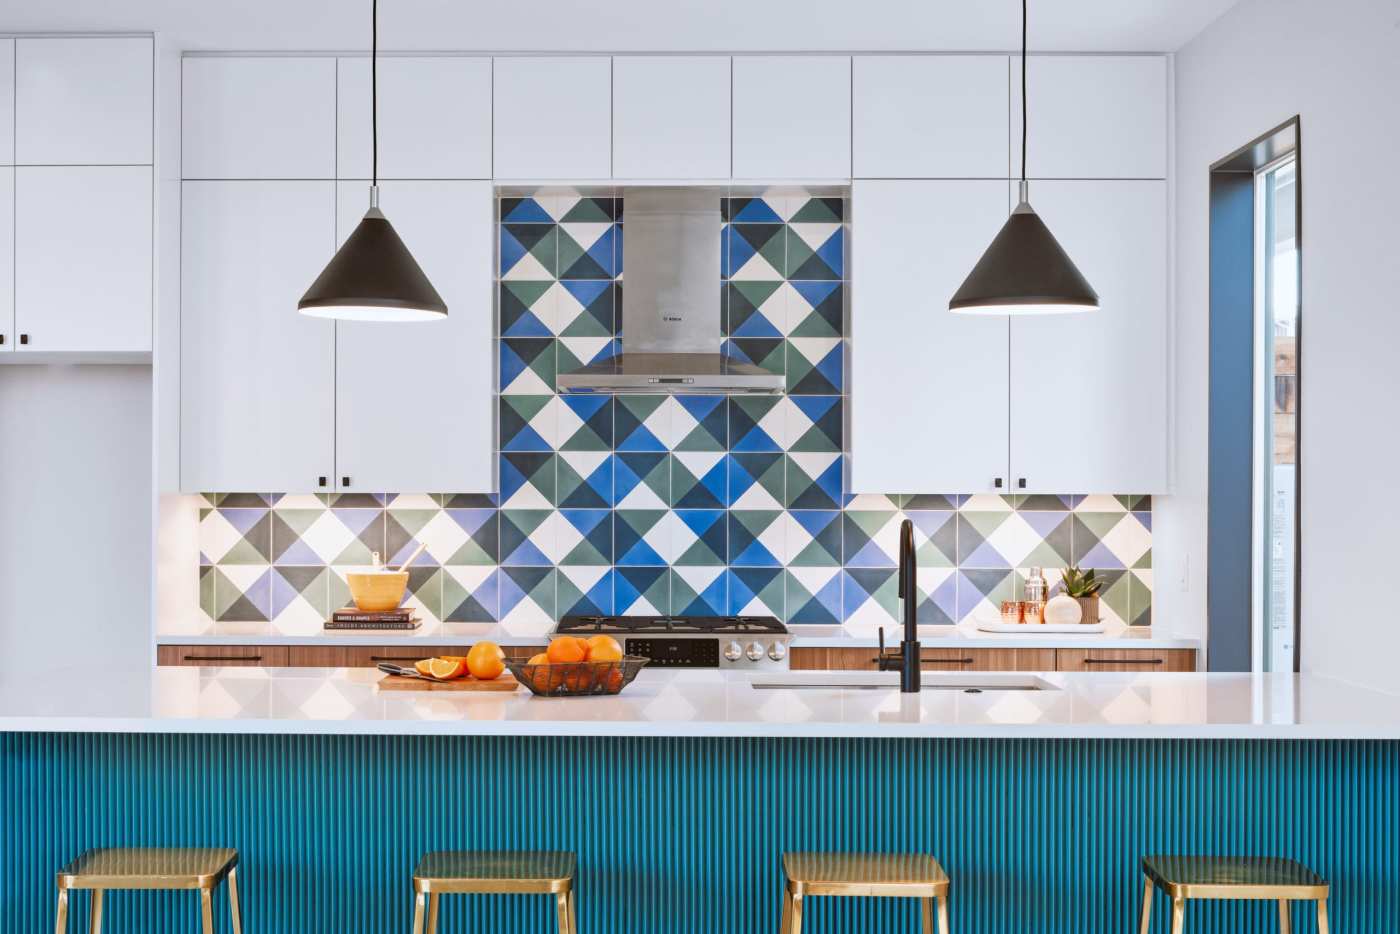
left=555, top=187, right=784, bottom=395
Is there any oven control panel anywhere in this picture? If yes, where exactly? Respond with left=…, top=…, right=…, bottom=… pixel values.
left=625, top=638, right=719, bottom=668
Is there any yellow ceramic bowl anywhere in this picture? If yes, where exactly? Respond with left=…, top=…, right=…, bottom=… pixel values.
left=346, top=571, right=409, bottom=612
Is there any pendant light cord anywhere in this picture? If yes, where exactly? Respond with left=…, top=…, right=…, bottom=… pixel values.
left=371, top=0, right=378, bottom=188
left=1020, top=0, right=1027, bottom=185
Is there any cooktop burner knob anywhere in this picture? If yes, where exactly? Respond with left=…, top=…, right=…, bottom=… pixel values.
left=723, top=641, right=743, bottom=662
left=745, top=641, right=765, bottom=662
left=767, top=642, right=787, bottom=661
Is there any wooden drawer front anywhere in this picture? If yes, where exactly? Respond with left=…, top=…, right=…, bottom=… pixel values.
left=284, top=645, right=545, bottom=668
left=1056, top=649, right=1196, bottom=672
left=790, top=647, right=1055, bottom=672
left=157, top=645, right=289, bottom=667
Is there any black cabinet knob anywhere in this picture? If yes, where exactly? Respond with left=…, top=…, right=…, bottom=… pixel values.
left=0, top=334, right=5, bottom=345
left=19, top=334, right=28, bottom=345
left=318, top=476, right=327, bottom=488
left=993, top=477, right=1003, bottom=489
left=1017, top=478, right=1027, bottom=489
left=341, top=476, right=351, bottom=488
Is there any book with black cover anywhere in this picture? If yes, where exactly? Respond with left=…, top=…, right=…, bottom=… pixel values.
left=324, top=618, right=422, bottom=631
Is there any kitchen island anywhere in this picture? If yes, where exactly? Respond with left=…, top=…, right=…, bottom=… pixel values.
left=4, top=668, right=1398, bottom=931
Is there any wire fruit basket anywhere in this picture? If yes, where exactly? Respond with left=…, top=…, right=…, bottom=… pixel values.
left=504, top=656, right=650, bottom=697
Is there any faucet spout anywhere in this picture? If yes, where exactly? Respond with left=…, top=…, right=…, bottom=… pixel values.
left=897, top=518, right=920, bottom=693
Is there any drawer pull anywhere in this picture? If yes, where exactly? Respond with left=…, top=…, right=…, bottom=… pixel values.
left=1082, top=657, right=1163, bottom=666
left=369, top=655, right=426, bottom=662
left=925, top=656, right=975, bottom=665
left=183, top=654, right=261, bottom=662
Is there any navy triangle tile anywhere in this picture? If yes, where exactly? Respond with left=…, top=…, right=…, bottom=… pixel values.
left=615, top=566, right=666, bottom=610
left=791, top=281, right=844, bottom=336
left=790, top=343, right=844, bottom=395
left=728, top=197, right=783, bottom=223
left=500, top=197, right=553, bottom=223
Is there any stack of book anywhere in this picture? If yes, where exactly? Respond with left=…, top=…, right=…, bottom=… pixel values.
left=324, top=607, right=421, bottom=631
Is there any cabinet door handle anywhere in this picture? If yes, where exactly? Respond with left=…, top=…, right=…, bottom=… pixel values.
left=318, top=476, right=328, bottom=488
left=993, top=477, right=1003, bottom=489
left=0, top=334, right=5, bottom=345
left=1082, top=657, right=1163, bottom=666
left=369, top=654, right=426, bottom=662
left=342, top=476, right=351, bottom=488
left=1017, top=477, right=1027, bottom=489
left=183, top=654, right=261, bottom=662
left=19, top=334, right=28, bottom=346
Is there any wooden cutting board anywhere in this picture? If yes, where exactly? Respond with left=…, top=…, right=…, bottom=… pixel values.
left=377, top=673, right=520, bottom=692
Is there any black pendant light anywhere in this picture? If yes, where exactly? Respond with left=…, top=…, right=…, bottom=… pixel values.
left=949, top=0, right=1098, bottom=315
left=298, top=0, right=447, bottom=322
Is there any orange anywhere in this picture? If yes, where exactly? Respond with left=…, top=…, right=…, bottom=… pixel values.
left=465, top=641, right=506, bottom=680
left=600, top=668, right=625, bottom=693
left=421, top=657, right=465, bottom=680
left=525, top=652, right=557, bottom=693
left=414, top=658, right=435, bottom=677
left=546, top=636, right=588, bottom=664
left=585, top=635, right=623, bottom=662
left=562, top=663, right=594, bottom=693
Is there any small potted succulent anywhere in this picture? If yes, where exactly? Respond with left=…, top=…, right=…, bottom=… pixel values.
left=1059, top=566, right=1102, bottom=625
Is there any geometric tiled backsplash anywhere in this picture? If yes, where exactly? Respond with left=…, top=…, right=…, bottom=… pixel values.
left=196, top=191, right=1152, bottom=636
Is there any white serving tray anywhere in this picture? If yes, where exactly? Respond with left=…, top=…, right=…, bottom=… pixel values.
left=974, top=617, right=1108, bottom=635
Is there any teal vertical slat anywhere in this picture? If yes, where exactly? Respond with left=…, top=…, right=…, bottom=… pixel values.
left=1, top=734, right=1398, bottom=933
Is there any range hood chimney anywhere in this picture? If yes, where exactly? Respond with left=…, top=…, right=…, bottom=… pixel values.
left=555, top=187, right=784, bottom=395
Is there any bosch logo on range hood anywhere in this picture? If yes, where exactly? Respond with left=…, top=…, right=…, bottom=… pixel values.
left=555, top=188, right=784, bottom=395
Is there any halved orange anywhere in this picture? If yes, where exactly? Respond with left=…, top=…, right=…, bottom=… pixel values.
left=418, top=657, right=465, bottom=680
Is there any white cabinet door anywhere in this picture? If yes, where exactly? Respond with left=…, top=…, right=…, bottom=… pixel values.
left=733, top=56, right=851, bottom=179
left=14, top=167, right=152, bottom=352
left=15, top=37, right=152, bottom=165
left=1010, top=56, right=1167, bottom=179
left=0, top=40, right=14, bottom=164
left=613, top=56, right=730, bottom=179
left=182, top=57, right=336, bottom=179
left=337, top=57, right=492, bottom=180
left=181, top=181, right=336, bottom=492
left=850, top=180, right=1011, bottom=494
left=1009, top=180, right=1168, bottom=493
left=334, top=181, right=494, bottom=493
left=0, top=169, right=11, bottom=351
left=493, top=57, right=611, bottom=179
left=853, top=55, right=1009, bottom=179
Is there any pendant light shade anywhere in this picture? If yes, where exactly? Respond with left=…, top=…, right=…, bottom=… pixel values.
left=299, top=206, right=447, bottom=321
left=297, top=0, right=446, bottom=322
left=948, top=199, right=1098, bottom=315
left=949, top=0, right=1098, bottom=316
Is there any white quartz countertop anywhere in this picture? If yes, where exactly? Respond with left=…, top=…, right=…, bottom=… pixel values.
left=155, top=622, right=1199, bottom=651
left=1, top=667, right=1394, bottom=740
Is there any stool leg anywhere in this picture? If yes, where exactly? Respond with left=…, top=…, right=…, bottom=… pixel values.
left=199, top=888, right=214, bottom=934
left=937, top=894, right=950, bottom=934
left=1277, top=899, right=1291, bottom=934
left=1317, top=897, right=1330, bottom=934
left=1170, top=895, right=1185, bottom=934
left=921, top=897, right=934, bottom=934
left=88, top=890, right=103, bottom=934
left=227, top=868, right=243, bottom=934
left=411, top=892, right=426, bottom=934
left=566, top=890, right=578, bottom=934
left=426, top=893, right=441, bottom=934
left=780, top=888, right=791, bottom=934
left=54, top=886, right=68, bottom=934
left=790, top=892, right=804, bottom=934
left=1139, top=878, right=1153, bottom=934
left=555, top=891, right=571, bottom=934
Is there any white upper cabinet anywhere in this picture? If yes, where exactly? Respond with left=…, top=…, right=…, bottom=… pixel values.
left=850, top=180, right=1012, bottom=494
left=1009, top=180, right=1168, bottom=493
left=733, top=56, right=851, bottom=179
left=15, top=37, right=152, bottom=165
left=337, top=57, right=491, bottom=180
left=612, top=56, right=731, bottom=179
left=0, top=170, right=12, bottom=350
left=182, top=57, right=336, bottom=179
left=181, top=181, right=336, bottom=492
left=493, top=57, right=611, bottom=179
left=853, top=55, right=1009, bottom=179
left=0, top=40, right=14, bottom=164
left=14, top=167, right=152, bottom=352
left=334, top=180, right=494, bottom=493
left=1010, top=56, right=1167, bottom=179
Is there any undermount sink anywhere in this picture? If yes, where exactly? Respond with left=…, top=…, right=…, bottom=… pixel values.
left=748, top=672, right=1058, bottom=693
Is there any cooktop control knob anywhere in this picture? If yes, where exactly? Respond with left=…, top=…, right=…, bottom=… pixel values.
left=723, top=641, right=743, bottom=662
left=745, top=641, right=765, bottom=662
left=767, top=642, right=787, bottom=661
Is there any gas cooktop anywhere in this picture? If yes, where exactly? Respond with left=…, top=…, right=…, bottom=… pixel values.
left=552, top=615, right=790, bottom=669
left=556, top=614, right=787, bottom=635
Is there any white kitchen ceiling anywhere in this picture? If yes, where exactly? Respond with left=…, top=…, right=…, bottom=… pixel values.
left=0, top=0, right=1242, bottom=53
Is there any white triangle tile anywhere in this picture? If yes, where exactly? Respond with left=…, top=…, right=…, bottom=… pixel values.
left=414, top=510, right=471, bottom=565
left=199, top=510, right=243, bottom=564
left=501, top=249, right=552, bottom=282
left=1100, top=514, right=1152, bottom=567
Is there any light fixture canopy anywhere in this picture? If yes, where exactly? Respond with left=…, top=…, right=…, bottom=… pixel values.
left=297, top=0, right=446, bottom=322
left=949, top=0, right=1098, bottom=316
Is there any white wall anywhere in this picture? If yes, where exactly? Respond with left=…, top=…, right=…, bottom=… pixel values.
left=1165, top=0, right=1400, bottom=686
left=0, top=366, right=152, bottom=670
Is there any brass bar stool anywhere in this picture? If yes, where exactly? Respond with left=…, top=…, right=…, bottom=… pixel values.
left=1138, top=855, right=1329, bottom=934
left=780, top=852, right=950, bottom=934
left=54, top=847, right=242, bottom=934
left=411, top=850, right=577, bottom=934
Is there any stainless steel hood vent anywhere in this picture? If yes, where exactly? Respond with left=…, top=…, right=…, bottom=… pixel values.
left=556, top=187, right=784, bottom=395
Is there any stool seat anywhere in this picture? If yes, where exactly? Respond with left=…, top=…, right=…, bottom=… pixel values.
left=411, top=850, right=577, bottom=934
left=58, top=847, right=239, bottom=890
left=1138, top=855, right=1329, bottom=934
left=55, top=847, right=241, bottom=934
left=780, top=851, right=949, bottom=934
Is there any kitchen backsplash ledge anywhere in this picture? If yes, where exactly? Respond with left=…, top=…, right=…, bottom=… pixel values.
left=190, top=190, right=1151, bottom=637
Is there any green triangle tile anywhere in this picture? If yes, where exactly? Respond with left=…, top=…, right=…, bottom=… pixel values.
left=446, top=539, right=495, bottom=566
left=916, top=540, right=955, bottom=568
left=847, top=509, right=896, bottom=539
left=503, top=509, right=551, bottom=537
left=1128, top=572, right=1153, bottom=625
left=618, top=509, right=666, bottom=535
left=784, top=231, right=816, bottom=278
left=561, top=198, right=612, bottom=222
left=790, top=309, right=841, bottom=339
left=329, top=572, right=351, bottom=609
left=1078, top=512, right=1122, bottom=539
left=734, top=509, right=780, bottom=537
left=555, top=460, right=586, bottom=505
left=556, top=572, right=585, bottom=610
left=563, top=540, right=609, bottom=566
left=560, top=304, right=611, bottom=337
left=199, top=566, right=218, bottom=617
left=793, top=539, right=840, bottom=567
left=677, top=538, right=724, bottom=566
left=333, top=539, right=374, bottom=566
left=752, top=457, right=786, bottom=502
left=555, top=341, right=586, bottom=376
left=526, top=227, right=559, bottom=272
left=618, top=394, right=666, bottom=422
left=963, top=511, right=1013, bottom=539
left=678, top=424, right=725, bottom=452
left=503, top=280, right=552, bottom=309
left=1133, top=548, right=1153, bottom=570
left=211, top=568, right=244, bottom=618
left=503, top=394, right=551, bottom=422
left=1100, top=570, right=1131, bottom=620
left=755, top=572, right=786, bottom=613
left=273, top=508, right=322, bottom=539
left=791, top=422, right=841, bottom=453
left=560, top=424, right=607, bottom=452
left=387, top=508, right=436, bottom=538
left=221, top=536, right=269, bottom=566
left=790, top=198, right=843, bottom=223
left=668, top=573, right=698, bottom=614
